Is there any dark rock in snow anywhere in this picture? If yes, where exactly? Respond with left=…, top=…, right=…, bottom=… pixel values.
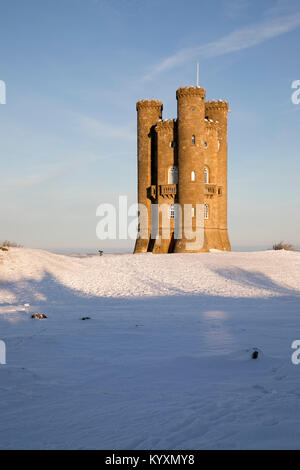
left=31, top=313, right=47, bottom=319
left=252, top=350, right=259, bottom=359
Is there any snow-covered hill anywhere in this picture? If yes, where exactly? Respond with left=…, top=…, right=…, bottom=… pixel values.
left=0, top=248, right=300, bottom=449
left=1, top=247, right=300, bottom=300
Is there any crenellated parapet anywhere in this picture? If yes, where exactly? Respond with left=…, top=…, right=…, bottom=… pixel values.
left=136, top=99, right=163, bottom=112
left=205, top=100, right=229, bottom=111
left=155, top=119, right=175, bottom=135
left=205, top=100, right=229, bottom=135
left=176, top=86, right=206, bottom=101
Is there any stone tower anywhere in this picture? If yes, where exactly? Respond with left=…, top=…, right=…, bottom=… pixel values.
left=134, top=85, right=231, bottom=254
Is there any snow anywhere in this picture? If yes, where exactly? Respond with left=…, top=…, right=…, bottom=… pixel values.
left=0, top=247, right=300, bottom=449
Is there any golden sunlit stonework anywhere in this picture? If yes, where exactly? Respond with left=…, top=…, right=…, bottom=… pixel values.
left=134, top=85, right=231, bottom=253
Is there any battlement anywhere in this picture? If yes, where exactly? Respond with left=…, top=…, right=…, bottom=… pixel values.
left=155, top=119, right=175, bottom=134
left=205, top=100, right=229, bottom=111
left=204, top=118, right=218, bottom=129
left=136, top=99, right=163, bottom=111
left=176, top=86, right=206, bottom=100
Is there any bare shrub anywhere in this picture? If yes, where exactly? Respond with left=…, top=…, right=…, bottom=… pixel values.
left=273, top=241, right=295, bottom=251
left=1, top=240, right=23, bottom=248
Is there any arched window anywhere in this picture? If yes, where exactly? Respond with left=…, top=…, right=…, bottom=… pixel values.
left=192, top=135, right=196, bottom=145
left=168, top=204, right=175, bottom=219
left=204, top=167, right=209, bottom=184
left=204, top=204, right=209, bottom=220
left=191, top=171, right=195, bottom=181
left=168, top=166, right=178, bottom=184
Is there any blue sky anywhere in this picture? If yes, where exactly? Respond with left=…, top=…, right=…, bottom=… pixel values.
left=0, top=0, right=299, bottom=252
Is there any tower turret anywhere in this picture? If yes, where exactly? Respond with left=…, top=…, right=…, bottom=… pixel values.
left=174, top=86, right=206, bottom=253
left=152, top=118, right=177, bottom=254
left=134, top=99, right=163, bottom=253
left=205, top=100, right=231, bottom=250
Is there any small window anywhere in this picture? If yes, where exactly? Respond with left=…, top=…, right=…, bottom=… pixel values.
left=191, top=207, right=195, bottom=217
left=192, top=135, right=196, bottom=145
left=170, top=141, right=175, bottom=148
left=168, top=166, right=178, bottom=184
left=217, top=140, right=220, bottom=151
left=204, top=204, right=209, bottom=220
left=204, top=141, right=208, bottom=148
left=169, top=204, right=175, bottom=219
left=191, top=171, right=195, bottom=181
left=204, top=167, right=209, bottom=184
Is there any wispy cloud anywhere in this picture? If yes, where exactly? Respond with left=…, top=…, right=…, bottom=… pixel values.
left=73, top=112, right=135, bottom=142
left=0, top=153, right=115, bottom=193
left=144, top=11, right=300, bottom=80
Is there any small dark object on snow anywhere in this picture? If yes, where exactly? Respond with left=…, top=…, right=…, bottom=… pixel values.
left=98, top=250, right=103, bottom=256
left=252, top=350, right=259, bottom=359
left=31, top=313, right=47, bottom=319
left=81, top=317, right=91, bottom=320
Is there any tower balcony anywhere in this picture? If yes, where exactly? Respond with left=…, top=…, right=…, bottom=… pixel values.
left=147, top=185, right=157, bottom=200
left=204, top=183, right=217, bottom=197
left=204, top=183, right=223, bottom=197
left=159, top=184, right=177, bottom=198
